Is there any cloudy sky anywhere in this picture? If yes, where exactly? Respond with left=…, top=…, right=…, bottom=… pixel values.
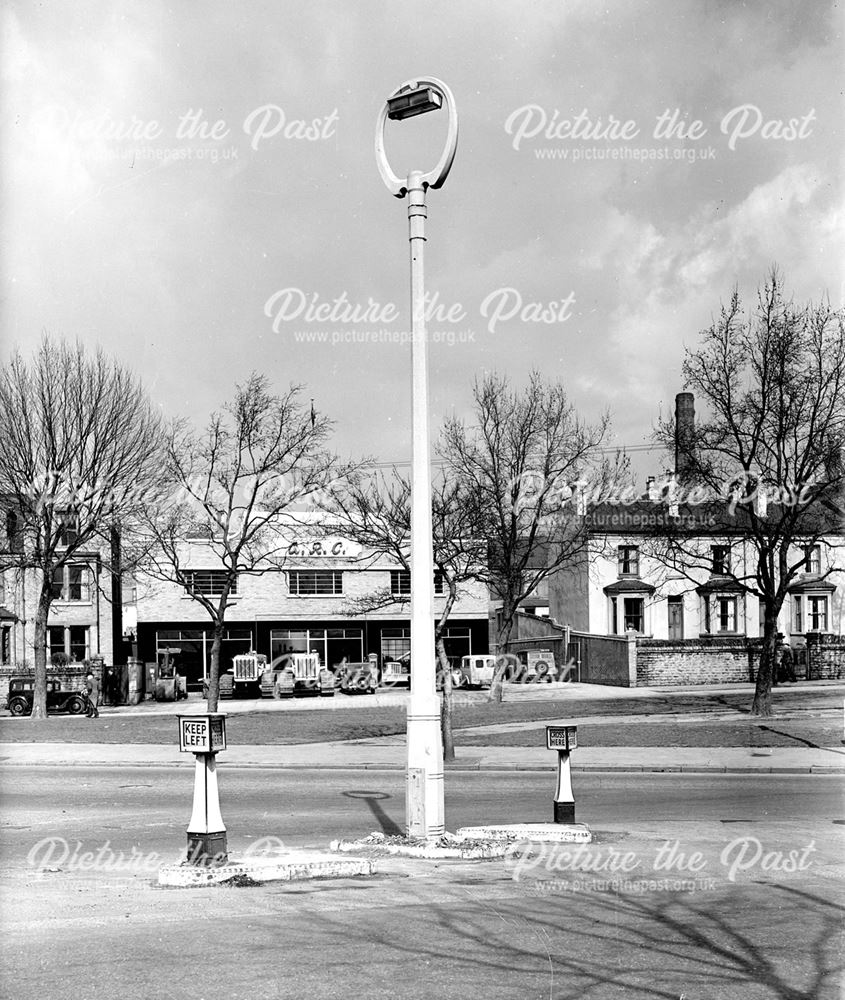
left=2, top=0, right=842, bottom=481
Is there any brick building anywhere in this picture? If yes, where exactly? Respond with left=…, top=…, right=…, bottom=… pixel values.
left=131, top=531, right=489, bottom=691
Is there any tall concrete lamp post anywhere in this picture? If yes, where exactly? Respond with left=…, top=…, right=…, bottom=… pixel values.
left=375, top=78, right=458, bottom=839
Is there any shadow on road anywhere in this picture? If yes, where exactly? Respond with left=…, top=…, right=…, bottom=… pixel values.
left=342, top=789, right=403, bottom=836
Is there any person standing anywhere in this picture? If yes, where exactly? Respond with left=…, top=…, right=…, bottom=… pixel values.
left=85, top=670, right=100, bottom=718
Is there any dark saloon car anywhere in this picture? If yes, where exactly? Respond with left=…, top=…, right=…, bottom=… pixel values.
left=4, top=677, right=87, bottom=716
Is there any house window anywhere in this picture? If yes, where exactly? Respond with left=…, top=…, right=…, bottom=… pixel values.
left=1, top=626, right=10, bottom=664
left=807, top=595, right=828, bottom=632
left=617, top=546, right=639, bottom=577
left=793, top=595, right=802, bottom=633
left=390, top=570, right=446, bottom=596
left=716, top=596, right=737, bottom=633
left=6, top=511, right=20, bottom=552
left=289, top=570, right=343, bottom=596
left=48, top=625, right=89, bottom=662
left=184, top=570, right=236, bottom=596
left=711, top=545, right=731, bottom=576
left=51, top=564, right=90, bottom=602
left=804, top=545, right=822, bottom=574
left=57, top=512, right=79, bottom=547
left=702, top=595, right=740, bottom=634
left=622, top=597, right=644, bottom=632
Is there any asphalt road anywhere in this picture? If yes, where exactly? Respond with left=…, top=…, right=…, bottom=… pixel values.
left=2, top=767, right=844, bottom=999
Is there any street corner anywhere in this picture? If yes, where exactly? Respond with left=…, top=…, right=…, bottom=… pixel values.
left=157, top=851, right=376, bottom=887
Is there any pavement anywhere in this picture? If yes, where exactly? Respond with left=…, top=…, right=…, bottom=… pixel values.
left=42, top=677, right=845, bottom=717
left=1, top=737, right=843, bottom=774
left=2, top=679, right=842, bottom=774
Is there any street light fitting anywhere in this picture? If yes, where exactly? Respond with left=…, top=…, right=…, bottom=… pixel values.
left=375, top=77, right=458, bottom=198
left=386, top=85, right=443, bottom=121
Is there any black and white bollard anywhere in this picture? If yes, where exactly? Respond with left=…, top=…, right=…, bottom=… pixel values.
left=178, top=714, right=228, bottom=865
left=546, top=725, right=578, bottom=824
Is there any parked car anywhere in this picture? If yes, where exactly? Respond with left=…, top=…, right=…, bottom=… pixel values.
left=4, top=677, right=87, bottom=716
left=336, top=659, right=379, bottom=695
left=382, top=652, right=462, bottom=690
left=456, top=654, right=498, bottom=689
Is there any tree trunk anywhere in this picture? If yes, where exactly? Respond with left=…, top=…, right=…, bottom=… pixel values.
left=751, top=603, right=779, bottom=717
left=489, top=601, right=516, bottom=703
left=437, top=636, right=455, bottom=762
left=31, top=576, right=52, bottom=720
left=206, top=618, right=225, bottom=713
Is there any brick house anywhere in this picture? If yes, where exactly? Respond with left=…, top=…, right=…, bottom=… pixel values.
left=0, top=509, right=117, bottom=696
left=544, top=393, right=844, bottom=685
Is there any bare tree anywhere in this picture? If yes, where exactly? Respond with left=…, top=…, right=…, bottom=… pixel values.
left=0, top=337, right=165, bottom=718
left=139, top=374, right=349, bottom=712
left=440, top=370, right=617, bottom=700
left=326, top=469, right=483, bottom=761
left=654, top=269, right=845, bottom=716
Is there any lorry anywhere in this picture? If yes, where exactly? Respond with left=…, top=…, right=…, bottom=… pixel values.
left=381, top=652, right=411, bottom=688
left=231, top=651, right=268, bottom=697
left=260, top=652, right=335, bottom=698
left=202, top=652, right=266, bottom=699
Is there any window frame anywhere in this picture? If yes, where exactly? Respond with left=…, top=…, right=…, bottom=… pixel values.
left=288, top=569, right=344, bottom=597
left=48, top=625, right=90, bottom=662
left=806, top=594, right=829, bottom=632
left=184, top=570, right=237, bottom=597
left=710, top=544, right=731, bottom=576
left=51, top=563, right=91, bottom=603
left=803, top=545, right=822, bottom=575
left=617, top=545, right=640, bottom=577
left=390, top=569, right=446, bottom=596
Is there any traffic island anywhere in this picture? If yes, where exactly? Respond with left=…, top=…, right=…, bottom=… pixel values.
left=158, top=852, right=376, bottom=887
left=330, top=830, right=511, bottom=860
left=456, top=823, right=592, bottom=844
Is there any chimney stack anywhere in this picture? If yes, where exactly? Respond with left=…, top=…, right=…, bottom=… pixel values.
left=675, top=392, right=695, bottom=482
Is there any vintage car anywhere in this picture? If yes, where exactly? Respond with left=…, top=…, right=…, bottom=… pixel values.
left=4, top=676, right=87, bottom=716
left=336, top=658, right=379, bottom=695
left=456, top=654, right=498, bottom=689
left=382, top=652, right=462, bottom=690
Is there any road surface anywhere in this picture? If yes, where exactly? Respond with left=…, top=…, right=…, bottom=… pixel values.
left=1, top=767, right=843, bottom=999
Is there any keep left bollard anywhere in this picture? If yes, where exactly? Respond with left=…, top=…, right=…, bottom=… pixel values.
left=178, top=714, right=228, bottom=866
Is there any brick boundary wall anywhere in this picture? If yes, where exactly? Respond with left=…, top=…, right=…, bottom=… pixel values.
left=636, top=638, right=755, bottom=686
left=805, top=633, right=845, bottom=680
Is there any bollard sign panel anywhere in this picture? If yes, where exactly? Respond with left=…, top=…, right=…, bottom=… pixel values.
left=178, top=714, right=227, bottom=753
left=546, top=725, right=577, bottom=752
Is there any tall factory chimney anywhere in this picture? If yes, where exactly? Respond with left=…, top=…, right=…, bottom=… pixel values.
left=675, top=392, right=695, bottom=482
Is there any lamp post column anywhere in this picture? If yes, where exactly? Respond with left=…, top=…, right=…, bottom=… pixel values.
left=405, top=169, right=444, bottom=839
left=375, top=77, right=457, bottom=842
